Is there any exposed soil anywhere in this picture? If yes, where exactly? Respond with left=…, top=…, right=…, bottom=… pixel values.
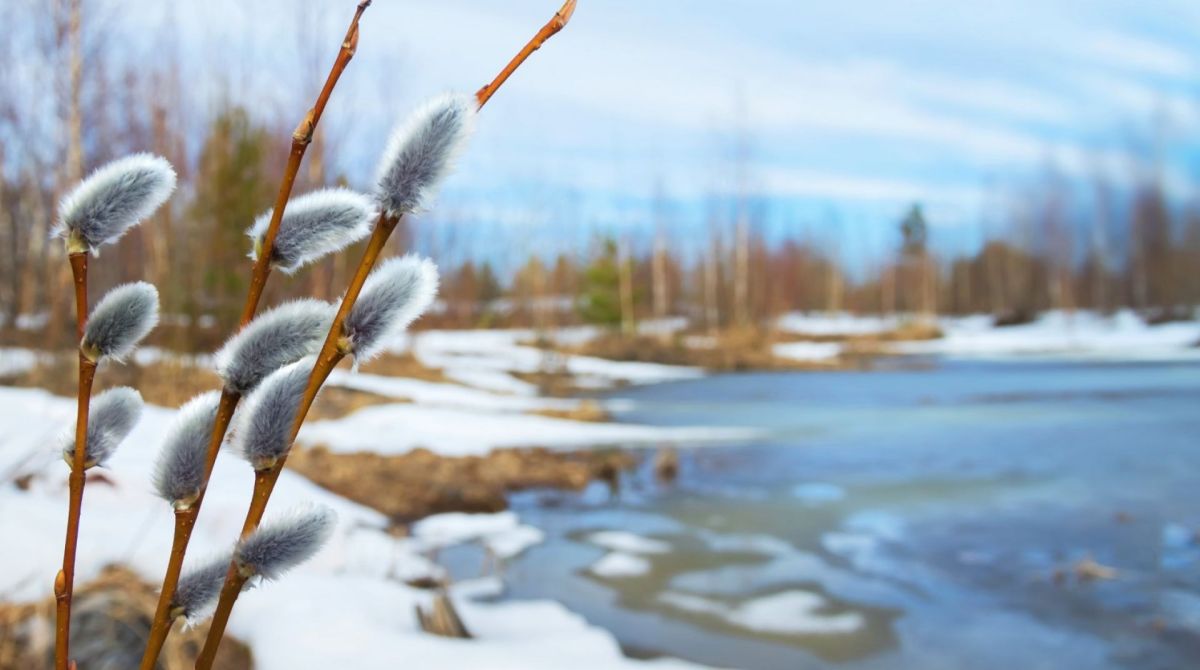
left=0, top=352, right=222, bottom=408
left=287, top=445, right=639, bottom=524
left=0, top=350, right=445, bottom=411
left=561, top=328, right=870, bottom=372
left=0, top=566, right=252, bottom=670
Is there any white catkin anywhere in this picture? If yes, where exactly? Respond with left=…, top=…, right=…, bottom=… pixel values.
left=233, top=356, right=316, bottom=469
left=82, top=282, right=159, bottom=362
left=342, top=254, right=439, bottom=363
left=374, top=92, right=476, bottom=218
left=53, top=153, right=176, bottom=254
left=246, top=188, right=375, bottom=274
left=173, top=554, right=231, bottom=624
left=61, top=387, right=143, bottom=468
left=236, top=505, right=336, bottom=581
left=213, top=299, right=333, bottom=395
left=153, top=391, right=221, bottom=507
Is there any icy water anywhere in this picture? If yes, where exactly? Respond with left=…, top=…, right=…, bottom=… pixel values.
left=479, top=360, right=1200, bottom=669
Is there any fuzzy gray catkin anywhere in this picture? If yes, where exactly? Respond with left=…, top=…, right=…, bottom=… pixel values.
left=235, top=505, right=336, bottom=581
left=374, top=93, right=476, bottom=218
left=172, top=554, right=231, bottom=623
left=61, top=387, right=143, bottom=468
left=54, top=153, right=176, bottom=254
left=152, top=391, right=221, bottom=508
left=214, top=300, right=333, bottom=395
left=247, top=188, right=375, bottom=275
left=341, top=255, right=438, bottom=363
left=233, top=356, right=316, bottom=470
left=81, top=282, right=160, bottom=362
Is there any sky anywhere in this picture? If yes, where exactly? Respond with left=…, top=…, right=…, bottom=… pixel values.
left=105, top=0, right=1200, bottom=262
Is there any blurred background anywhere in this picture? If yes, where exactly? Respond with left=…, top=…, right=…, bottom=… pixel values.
left=2, top=1, right=1200, bottom=669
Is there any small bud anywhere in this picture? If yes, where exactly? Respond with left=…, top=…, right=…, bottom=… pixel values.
left=61, top=387, right=143, bottom=469
left=341, top=255, right=438, bottom=363
left=81, top=282, right=159, bottom=362
left=374, top=93, right=476, bottom=218
left=153, top=391, right=221, bottom=508
left=214, top=300, right=333, bottom=395
left=53, top=153, right=176, bottom=255
left=172, top=554, right=230, bottom=624
left=236, top=505, right=336, bottom=580
left=247, top=188, right=375, bottom=275
left=234, top=357, right=315, bottom=470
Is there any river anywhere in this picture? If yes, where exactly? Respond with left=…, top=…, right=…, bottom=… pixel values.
left=460, top=359, right=1200, bottom=669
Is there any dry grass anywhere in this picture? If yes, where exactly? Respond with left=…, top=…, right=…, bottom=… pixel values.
left=287, top=445, right=638, bottom=524
left=358, top=351, right=446, bottom=382
left=1, top=352, right=222, bottom=408
left=529, top=399, right=610, bottom=423
left=0, top=347, right=445, bottom=415
left=567, top=327, right=858, bottom=372
left=0, top=566, right=251, bottom=669
left=306, top=385, right=403, bottom=421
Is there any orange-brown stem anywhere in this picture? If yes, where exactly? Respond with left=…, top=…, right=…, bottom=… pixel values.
left=238, top=0, right=370, bottom=328
left=197, top=213, right=397, bottom=665
left=56, top=252, right=93, bottom=670
left=200, top=1, right=579, bottom=656
left=193, top=564, right=248, bottom=670
left=475, top=0, right=577, bottom=109
left=139, top=508, right=195, bottom=670
left=143, top=4, right=372, bottom=667
left=140, top=388, right=238, bottom=670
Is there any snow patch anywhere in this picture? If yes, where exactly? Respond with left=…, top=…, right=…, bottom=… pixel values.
left=300, top=404, right=756, bottom=457
left=772, top=342, right=841, bottom=362
left=587, top=530, right=672, bottom=554
left=658, top=590, right=864, bottom=635
left=591, top=552, right=652, bottom=578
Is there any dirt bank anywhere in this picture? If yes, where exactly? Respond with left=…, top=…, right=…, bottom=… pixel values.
left=287, top=445, right=640, bottom=524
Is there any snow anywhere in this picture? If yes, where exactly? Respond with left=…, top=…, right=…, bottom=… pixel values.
left=325, top=369, right=578, bottom=413
left=772, top=342, right=841, bottom=362
left=0, top=387, right=707, bottom=669
left=0, top=347, right=48, bottom=377
left=400, top=329, right=703, bottom=393
left=779, top=309, right=1200, bottom=362
left=658, top=590, right=864, bottom=635
left=727, top=591, right=865, bottom=635
left=778, top=312, right=902, bottom=336
left=586, top=531, right=672, bottom=555
left=413, top=511, right=545, bottom=559
left=300, top=404, right=755, bottom=457
left=892, top=310, right=1200, bottom=361
left=590, top=552, right=652, bottom=578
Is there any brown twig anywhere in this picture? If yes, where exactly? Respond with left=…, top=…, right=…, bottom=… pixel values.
left=194, top=213, right=396, bottom=669
left=139, top=4, right=372, bottom=668
left=238, top=0, right=371, bottom=328
left=475, top=0, right=577, bottom=109
left=197, top=3, right=578, bottom=662
left=54, top=252, right=94, bottom=670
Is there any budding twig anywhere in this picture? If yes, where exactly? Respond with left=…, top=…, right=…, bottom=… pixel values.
left=54, top=253, right=92, bottom=670
left=196, top=3, right=579, bottom=662
left=475, top=0, right=577, bottom=109
left=139, top=4, right=372, bottom=668
left=55, top=153, right=171, bottom=670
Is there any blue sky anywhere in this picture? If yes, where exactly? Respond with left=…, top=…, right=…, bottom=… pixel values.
left=113, top=0, right=1200, bottom=262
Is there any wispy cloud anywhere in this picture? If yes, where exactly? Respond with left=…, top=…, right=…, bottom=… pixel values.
left=107, top=0, right=1200, bottom=234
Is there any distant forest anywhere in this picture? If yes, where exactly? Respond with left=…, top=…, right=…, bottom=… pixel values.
left=3, top=0, right=1198, bottom=350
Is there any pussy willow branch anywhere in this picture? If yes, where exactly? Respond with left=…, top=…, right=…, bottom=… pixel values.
left=475, top=0, right=576, bottom=109
left=196, top=4, right=577, bottom=664
left=139, top=4, right=372, bottom=668
left=54, top=252, right=94, bottom=670
left=193, top=213, right=396, bottom=670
